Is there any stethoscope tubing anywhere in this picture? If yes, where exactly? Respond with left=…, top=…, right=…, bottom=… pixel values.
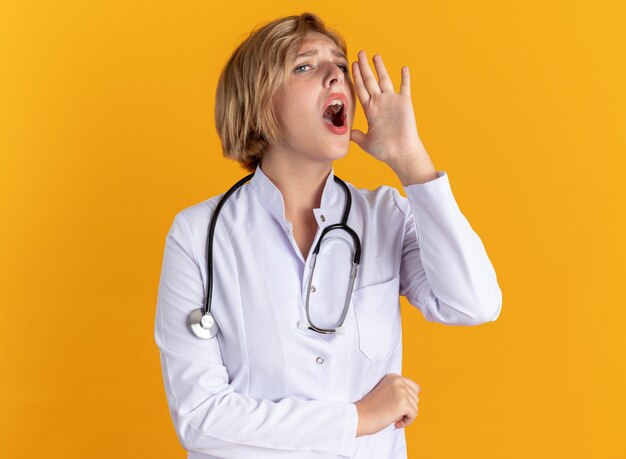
left=190, top=170, right=360, bottom=339
left=202, top=172, right=255, bottom=317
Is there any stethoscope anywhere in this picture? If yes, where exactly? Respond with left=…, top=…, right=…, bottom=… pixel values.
left=189, top=170, right=362, bottom=340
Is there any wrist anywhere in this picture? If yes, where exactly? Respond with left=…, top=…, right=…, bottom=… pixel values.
left=355, top=401, right=367, bottom=437
left=390, top=152, right=438, bottom=186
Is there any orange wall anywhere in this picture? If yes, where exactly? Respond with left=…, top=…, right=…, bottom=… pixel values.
left=1, top=1, right=624, bottom=457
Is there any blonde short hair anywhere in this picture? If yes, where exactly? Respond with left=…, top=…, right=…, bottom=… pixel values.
left=214, top=12, right=348, bottom=172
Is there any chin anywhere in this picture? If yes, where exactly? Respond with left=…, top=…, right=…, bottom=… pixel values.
left=324, top=144, right=350, bottom=161
left=325, top=134, right=351, bottom=151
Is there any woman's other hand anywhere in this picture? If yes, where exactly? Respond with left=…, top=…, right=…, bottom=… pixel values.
left=354, top=373, right=421, bottom=436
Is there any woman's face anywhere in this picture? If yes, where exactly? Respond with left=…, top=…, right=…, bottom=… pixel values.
left=269, top=31, right=356, bottom=166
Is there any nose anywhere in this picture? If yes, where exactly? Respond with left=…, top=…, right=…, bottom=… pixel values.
left=324, top=62, right=345, bottom=88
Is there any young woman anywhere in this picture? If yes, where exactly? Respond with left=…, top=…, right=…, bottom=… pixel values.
left=154, top=12, right=502, bottom=459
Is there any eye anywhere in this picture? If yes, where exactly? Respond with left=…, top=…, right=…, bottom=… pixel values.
left=294, top=64, right=310, bottom=73
left=338, top=64, right=349, bottom=74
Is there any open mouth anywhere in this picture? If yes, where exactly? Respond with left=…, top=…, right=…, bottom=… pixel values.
left=322, top=100, right=347, bottom=127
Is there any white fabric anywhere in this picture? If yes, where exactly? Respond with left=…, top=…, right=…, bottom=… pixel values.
left=154, top=163, right=502, bottom=458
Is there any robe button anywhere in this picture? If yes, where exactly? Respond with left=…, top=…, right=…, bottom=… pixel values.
left=316, top=357, right=324, bottom=364
left=320, top=215, right=326, bottom=222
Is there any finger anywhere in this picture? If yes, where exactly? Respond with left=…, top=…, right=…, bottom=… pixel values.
left=405, top=395, right=419, bottom=422
left=405, top=409, right=418, bottom=427
left=406, top=391, right=418, bottom=412
left=357, top=50, right=382, bottom=96
left=399, top=66, right=411, bottom=97
left=405, top=382, right=421, bottom=400
left=395, top=416, right=409, bottom=429
left=351, top=61, right=370, bottom=106
left=402, top=376, right=421, bottom=395
left=372, top=55, right=395, bottom=93
left=395, top=406, right=418, bottom=429
left=350, top=128, right=366, bottom=147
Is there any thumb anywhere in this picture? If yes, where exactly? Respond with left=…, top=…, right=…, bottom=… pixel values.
left=350, top=129, right=366, bottom=147
left=394, top=417, right=407, bottom=429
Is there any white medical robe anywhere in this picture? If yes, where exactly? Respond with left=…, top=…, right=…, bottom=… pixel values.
left=154, top=163, right=502, bottom=458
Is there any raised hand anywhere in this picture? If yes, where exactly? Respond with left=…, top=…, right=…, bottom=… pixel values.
left=350, top=51, right=426, bottom=168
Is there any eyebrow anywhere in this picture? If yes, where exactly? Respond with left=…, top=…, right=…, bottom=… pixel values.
left=296, top=48, right=348, bottom=60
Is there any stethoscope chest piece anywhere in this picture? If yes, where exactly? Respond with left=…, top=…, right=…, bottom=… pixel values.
left=189, top=308, right=219, bottom=339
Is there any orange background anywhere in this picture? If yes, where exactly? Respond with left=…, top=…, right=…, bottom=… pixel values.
left=1, top=1, right=624, bottom=457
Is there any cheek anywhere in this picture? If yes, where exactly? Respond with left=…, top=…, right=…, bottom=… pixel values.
left=276, top=103, right=311, bottom=133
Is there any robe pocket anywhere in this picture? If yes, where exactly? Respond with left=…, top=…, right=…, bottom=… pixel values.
left=352, top=275, right=401, bottom=362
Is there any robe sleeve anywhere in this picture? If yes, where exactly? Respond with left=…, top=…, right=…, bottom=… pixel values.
left=393, top=171, right=503, bottom=325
